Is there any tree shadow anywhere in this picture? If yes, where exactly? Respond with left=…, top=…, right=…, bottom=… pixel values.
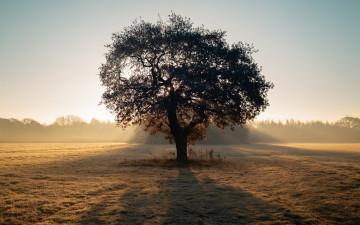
left=82, top=165, right=307, bottom=225
left=161, top=166, right=305, bottom=224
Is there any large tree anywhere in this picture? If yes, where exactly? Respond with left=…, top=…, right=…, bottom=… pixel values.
left=100, top=13, right=273, bottom=163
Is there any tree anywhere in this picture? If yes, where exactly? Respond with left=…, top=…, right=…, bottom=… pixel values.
left=99, top=13, right=273, bottom=163
left=336, top=117, right=360, bottom=129
left=52, top=115, right=86, bottom=126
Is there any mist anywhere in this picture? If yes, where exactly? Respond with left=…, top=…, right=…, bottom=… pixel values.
left=248, top=117, right=360, bottom=143
left=1, top=115, right=359, bottom=143
left=0, top=115, right=136, bottom=143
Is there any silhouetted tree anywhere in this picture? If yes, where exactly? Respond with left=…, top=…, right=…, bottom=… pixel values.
left=336, top=117, right=360, bottom=129
left=99, top=13, right=273, bottom=163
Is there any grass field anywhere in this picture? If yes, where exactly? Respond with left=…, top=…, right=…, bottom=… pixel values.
left=1, top=143, right=360, bottom=224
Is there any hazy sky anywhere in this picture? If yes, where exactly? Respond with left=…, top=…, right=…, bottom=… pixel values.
left=1, top=0, right=359, bottom=124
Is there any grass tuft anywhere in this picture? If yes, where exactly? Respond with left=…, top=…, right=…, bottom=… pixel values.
left=187, top=147, right=225, bottom=162
left=120, top=147, right=226, bottom=167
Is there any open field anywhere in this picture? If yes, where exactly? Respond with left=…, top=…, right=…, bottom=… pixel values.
left=1, top=143, right=360, bottom=224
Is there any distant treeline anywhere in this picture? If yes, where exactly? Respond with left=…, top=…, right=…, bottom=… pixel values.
left=249, top=117, right=360, bottom=143
left=0, top=116, right=135, bottom=142
left=0, top=115, right=247, bottom=144
left=0, top=115, right=359, bottom=143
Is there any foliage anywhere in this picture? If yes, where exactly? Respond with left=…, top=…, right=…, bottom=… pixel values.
left=335, top=117, right=360, bottom=129
left=99, top=13, right=273, bottom=161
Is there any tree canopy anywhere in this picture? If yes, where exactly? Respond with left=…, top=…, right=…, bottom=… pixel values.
left=100, top=13, right=273, bottom=162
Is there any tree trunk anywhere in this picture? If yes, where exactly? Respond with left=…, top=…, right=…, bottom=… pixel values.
left=175, top=132, right=188, bottom=163
left=166, top=87, right=188, bottom=163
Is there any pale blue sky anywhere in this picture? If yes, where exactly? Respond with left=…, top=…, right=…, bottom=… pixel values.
left=1, top=0, right=359, bottom=124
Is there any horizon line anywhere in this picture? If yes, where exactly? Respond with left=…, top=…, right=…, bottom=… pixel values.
left=1, top=115, right=358, bottom=125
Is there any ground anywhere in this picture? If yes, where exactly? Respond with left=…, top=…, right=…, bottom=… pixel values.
left=0, top=143, right=360, bottom=224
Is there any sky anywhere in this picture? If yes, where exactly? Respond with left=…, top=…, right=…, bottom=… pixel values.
left=0, top=0, right=359, bottom=124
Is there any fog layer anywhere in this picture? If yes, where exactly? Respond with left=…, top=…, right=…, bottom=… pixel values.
left=1, top=116, right=359, bottom=143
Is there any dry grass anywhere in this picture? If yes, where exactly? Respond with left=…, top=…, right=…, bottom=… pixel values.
left=0, top=142, right=360, bottom=224
left=130, top=147, right=225, bottom=167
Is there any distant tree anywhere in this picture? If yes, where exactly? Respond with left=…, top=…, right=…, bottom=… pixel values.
left=336, top=117, right=360, bottom=129
left=90, top=118, right=102, bottom=126
left=99, top=13, right=273, bottom=163
left=22, top=118, right=42, bottom=127
left=52, top=115, right=85, bottom=126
